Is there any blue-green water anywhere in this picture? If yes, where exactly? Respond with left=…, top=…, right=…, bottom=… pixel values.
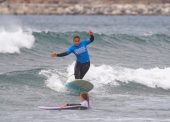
left=0, top=15, right=170, bottom=122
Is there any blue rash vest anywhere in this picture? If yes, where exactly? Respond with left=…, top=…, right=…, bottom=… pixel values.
left=66, top=39, right=92, bottom=63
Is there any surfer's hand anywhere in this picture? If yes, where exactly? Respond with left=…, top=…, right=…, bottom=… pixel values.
left=60, top=103, right=67, bottom=108
left=88, top=31, right=93, bottom=36
left=51, top=52, right=57, bottom=58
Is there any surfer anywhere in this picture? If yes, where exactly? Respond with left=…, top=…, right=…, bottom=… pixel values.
left=61, top=92, right=90, bottom=109
left=51, top=31, right=94, bottom=79
left=38, top=93, right=90, bottom=110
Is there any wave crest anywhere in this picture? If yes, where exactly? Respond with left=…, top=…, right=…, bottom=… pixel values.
left=0, top=27, right=35, bottom=53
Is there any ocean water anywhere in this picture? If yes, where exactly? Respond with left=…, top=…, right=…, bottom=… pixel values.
left=0, top=15, right=170, bottom=122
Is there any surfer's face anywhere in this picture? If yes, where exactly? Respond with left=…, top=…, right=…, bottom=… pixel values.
left=74, top=38, right=80, bottom=46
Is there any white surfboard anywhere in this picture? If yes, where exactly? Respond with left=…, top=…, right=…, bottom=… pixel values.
left=38, top=105, right=86, bottom=110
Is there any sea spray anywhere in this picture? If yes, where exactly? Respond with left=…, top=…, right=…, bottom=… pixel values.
left=39, top=69, right=67, bottom=92
left=0, top=27, right=35, bottom=53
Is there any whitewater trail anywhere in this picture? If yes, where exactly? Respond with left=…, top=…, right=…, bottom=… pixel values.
left=39, top=62, right=170, bottom=92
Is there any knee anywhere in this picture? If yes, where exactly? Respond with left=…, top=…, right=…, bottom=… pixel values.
left=75, top=73, right=81, bottom=79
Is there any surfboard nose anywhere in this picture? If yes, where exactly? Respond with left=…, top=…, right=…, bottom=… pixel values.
left=65, top=79, right=94, bottom=94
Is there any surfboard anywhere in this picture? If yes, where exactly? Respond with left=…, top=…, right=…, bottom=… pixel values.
left=65, top=79, right=94, bottom=94
left=38, top=105, right=87, bottom=110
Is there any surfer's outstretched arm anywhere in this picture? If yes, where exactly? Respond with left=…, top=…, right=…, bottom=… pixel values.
left=51, top=50, right=72, bottom=58
left=51, top=48, right=72, bottom=58
left=51, top=52, right=67, bottom=58
left=83, top=31, right=94, bottom=45
left=60, top=103, right=81, bottom=108
left=60, top=103, right=88, bottom=110
left=56, top=52, right=68, bottom=57
left=66, top=103, right=81, bottom=106
left=51, top=43, right=74, bottom=58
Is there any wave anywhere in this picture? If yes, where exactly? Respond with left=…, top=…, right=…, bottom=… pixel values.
left=33, top=31, right=170, bottom=43
left=1, top=29, right=170, bottom=54
left=0, top=68, right=44, bottom=87
left=0, top=26, right=35, bottom=53
left=39, top=62, right=170, bottom=93
left=1, top=64, right=169, bottom=95
left=32, top=31, right=170, bottom=55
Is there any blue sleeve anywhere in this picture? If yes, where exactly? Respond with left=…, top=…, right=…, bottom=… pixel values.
left=82, top=39, right=91, bottom=46
left=66, top=46, right=74, bottom=54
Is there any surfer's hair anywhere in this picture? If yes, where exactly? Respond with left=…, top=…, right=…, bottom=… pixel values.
left=80, top=92, right=89, bottom=107
left=73, top=35, right=80, bottom=41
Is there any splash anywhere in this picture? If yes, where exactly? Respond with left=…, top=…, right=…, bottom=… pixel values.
left=39, top=69, right=67, bottom=92
left=0, top=27, right=35, bottom=53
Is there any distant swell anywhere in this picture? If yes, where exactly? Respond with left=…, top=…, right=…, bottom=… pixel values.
left=33, top=31, right=170, bottom=46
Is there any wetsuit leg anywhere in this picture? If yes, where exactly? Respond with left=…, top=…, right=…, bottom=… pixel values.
left=74, top=62, right=81, bottom=79
left=80, top=62, right=90, bottom=79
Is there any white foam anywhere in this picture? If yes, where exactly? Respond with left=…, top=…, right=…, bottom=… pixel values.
left=115, top=67, right=170, bottom=89
left=39, top=62, right=170, bottom=92
left=66, top=62, right=119, bottom=87
left=0, top=27, right=35, bottom=53
left=39, top=70, right=66, bottom=92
